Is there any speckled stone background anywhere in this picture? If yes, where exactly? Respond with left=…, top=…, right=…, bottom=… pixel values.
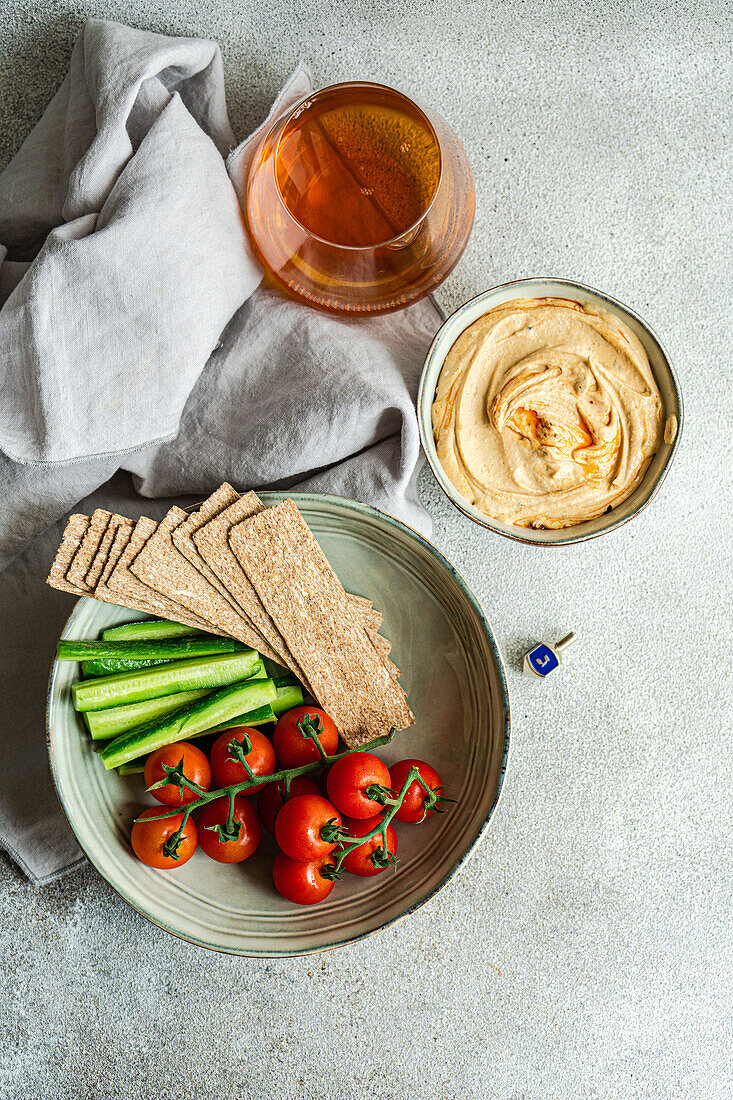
left=1, top=2, right=731, bottom=1097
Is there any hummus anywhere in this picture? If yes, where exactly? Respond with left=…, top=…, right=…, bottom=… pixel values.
left=431, top=297, right=665, bottom=529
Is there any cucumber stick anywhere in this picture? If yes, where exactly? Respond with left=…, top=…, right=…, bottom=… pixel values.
left=81, top=657, right=174, bottom=677
left=58, top=636, right=248, bottom=662
left=84, top=651, right=278, bottom=677
left=272, top=679, right=304, bottom=714
left=102, top=701, right=279, bottom=758
left=199, top=681, right=302, bottom=737
left=203, top=678, right=302, bottom=729
left=82, top=661, right=267, bottom=737
left=84, top=688, right=214, bottom=740
left=100, top=678, right=277, bottom=769
left=119, top=703, right=276, bottom=756
left=72, top=650, right=260, bottom=711
left=115, top=704, right=278, bottom=773
left=102, top=620, right=204, bottom=642
left=204, top=703, right=278, bottom=736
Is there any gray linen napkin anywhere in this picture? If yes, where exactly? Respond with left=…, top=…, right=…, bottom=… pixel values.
left=0, top=20, right=441, bottom=881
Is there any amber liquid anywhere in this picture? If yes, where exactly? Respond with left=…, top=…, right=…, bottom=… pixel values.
left=274, top=89, right=441, bottom=247
left=245, top=81, right=474, bottom=313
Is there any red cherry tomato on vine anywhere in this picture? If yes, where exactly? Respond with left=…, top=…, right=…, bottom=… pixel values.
left=273, top=851, right=336, bottom=905
left=272, top=706, right=339, bottom=768
left=339, top=815, right=398, bottom=877
left=144, top=741, right=211, bottom=806
left=389, top=759, right=445, bottom=823
left=274, top=793, right=342, bottom=861
left=209, top=726, right=275, bottom=793
left=197, top=796, right=261, bottom=863
left=257, top=775, right=320, bottom=835
left=326, top=751, right=392, bottom=819
left=131, top=807, right=197, bottom=869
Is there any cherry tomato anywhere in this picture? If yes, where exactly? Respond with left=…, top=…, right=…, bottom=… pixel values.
left=272, top=706, right=339, bottom=768
left=144, top=741, right=211, bottom=807
left=340, top=815, right=398, bottom=877
left=274, top=793, right=342, bottom=862
left=197, top=796, right=261, bottom=863
left=326, top=751, right=392, bottom=819
left=389, top=759, right=444, bottom=823
left=257, top=775, right=321, bottom=835
left=209, top=726, right=275, bottom=793
left=273, top=851, right=336, bottom=905
left=131, top=807, right=197, bottom=869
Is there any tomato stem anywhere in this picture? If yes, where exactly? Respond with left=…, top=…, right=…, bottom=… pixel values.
left=226, top=734, right=253, bottom=768
left=319, top=818, right=346, bottom=845
left=297, top=713, right=327, bottom=759
left=363, top=781, right=397, bottom=806
left=135, top=733, right=450, bottom=869
left=146, top=756, right=207, bottom=801
left=324, top=765, right=423, bottom=876
left=213, top=788, right=242, bottom=844
left=161, top=808, right=191, bottom=860
left=135, top=729, right=398, bottom=827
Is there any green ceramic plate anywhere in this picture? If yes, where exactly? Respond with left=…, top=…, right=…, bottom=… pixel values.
left=47, top=493, right=510, bottom=956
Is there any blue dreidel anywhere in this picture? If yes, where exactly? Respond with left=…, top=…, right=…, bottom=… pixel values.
left=523, top=632, right=575, bottom=679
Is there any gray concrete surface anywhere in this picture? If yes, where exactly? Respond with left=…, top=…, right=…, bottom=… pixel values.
left=1, top=2, right=732, bottom=1097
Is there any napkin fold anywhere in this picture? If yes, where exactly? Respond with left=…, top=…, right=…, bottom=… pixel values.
left=0, top=20, right=258, bottom=467
left=0, top=19, right=441, bottom=882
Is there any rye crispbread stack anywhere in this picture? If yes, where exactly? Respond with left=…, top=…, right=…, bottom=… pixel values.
left=46, top=486, right=413, bottom=746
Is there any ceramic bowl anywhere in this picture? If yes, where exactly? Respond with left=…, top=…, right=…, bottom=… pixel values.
left=47, top=492, right=510, bottom=956
left=417, top=277, right=684, bottom=545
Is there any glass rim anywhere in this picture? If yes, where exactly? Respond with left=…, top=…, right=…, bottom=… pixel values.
left=271, top=80, right=444, bottom=252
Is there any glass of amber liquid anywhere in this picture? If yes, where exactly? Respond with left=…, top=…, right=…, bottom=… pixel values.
left=245, top=82, right=475, bottom=315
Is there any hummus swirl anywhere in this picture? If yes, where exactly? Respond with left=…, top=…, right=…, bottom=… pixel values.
left=431, top=297, right=664, bottom=529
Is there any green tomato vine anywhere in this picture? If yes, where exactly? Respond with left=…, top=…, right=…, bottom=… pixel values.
left=138, top=728, right=449, bottom=869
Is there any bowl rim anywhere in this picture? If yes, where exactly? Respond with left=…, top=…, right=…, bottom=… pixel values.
left=46, top=490, right=511, bottom=957
left=417, top=276, right=685, bottom=546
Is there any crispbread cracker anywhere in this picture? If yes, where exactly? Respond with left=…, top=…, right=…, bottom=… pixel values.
left=129, top=507, right=268, bottom=650
left=301, top=551, right=384, bottom=632
left=90, top=522, right=167, bottom=618
left=194, top=490, right=388, bottom=686
left=45, top=489, right=402, bottom=705
left=170, top=485, right=247, bottom=617
left=193, top=493, right=298, bottom=671
left=85, top=515, right=133, bottom=588
left=371, top=632, right=400, bottom=678
left=338, top=592, right=383, bottom=633
left=251, top=505, right=390, bottom=665
left=359, top=606, right=384, bottom=633
left=228, top=499, right=413, bottom=746
left=67, top=509, right=112, bottom=591
left=97, top=523, right=133, bottom=587
left=101, top=516, right=213, bottom=631
left=47, top=515, right=90, bottom=596
left=351, top=600, right=395, bottom=673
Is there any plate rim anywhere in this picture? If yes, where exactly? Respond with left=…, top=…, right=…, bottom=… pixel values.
left=46, top=491, right=511, bottom=957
